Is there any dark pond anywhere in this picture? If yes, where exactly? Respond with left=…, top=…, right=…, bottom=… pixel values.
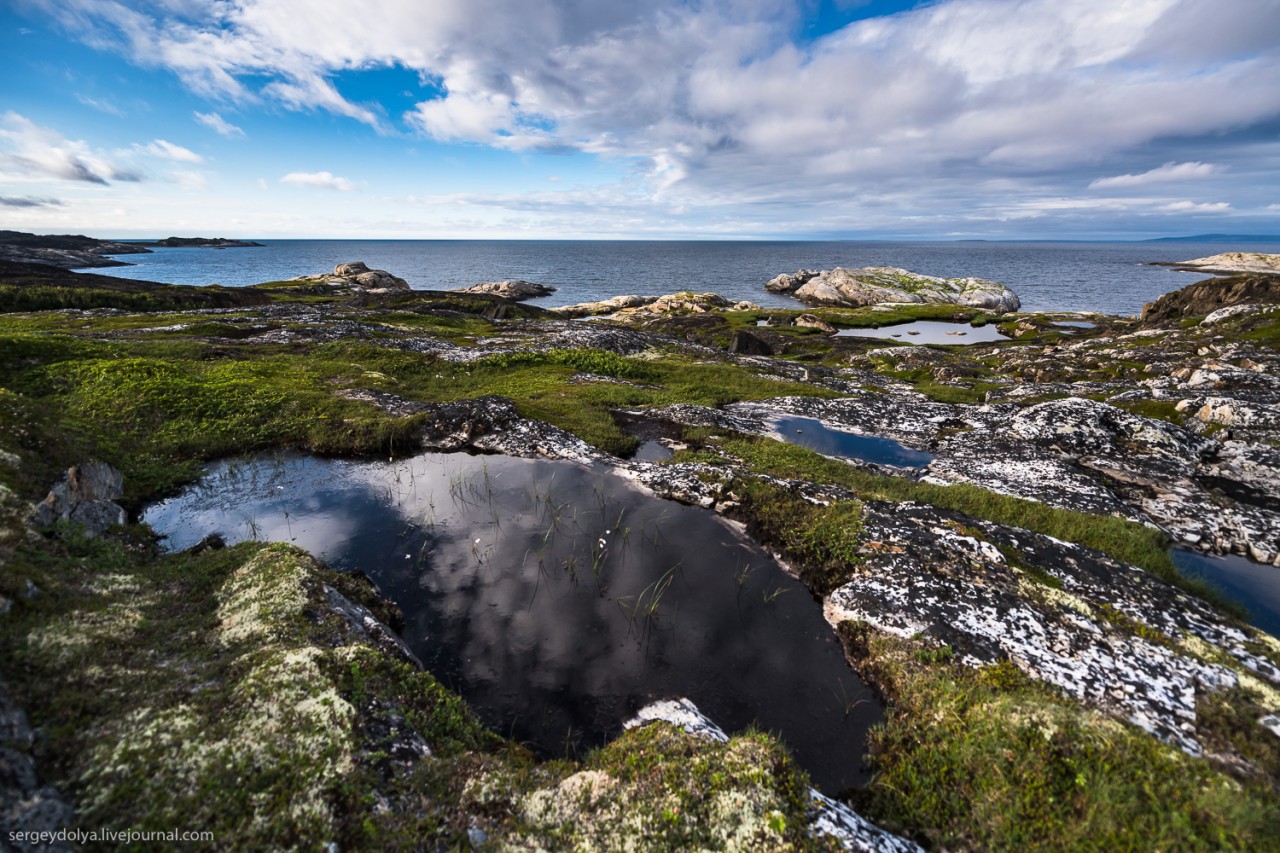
left=141, top=452, right=882, bottom=792
left=834, top=319, right=1009, bottom=345
left=773, top=415, right=933, bottom=469
left=632, top=440, right=675, bottom=462
left=1171, top=549, right=1280, bottom=637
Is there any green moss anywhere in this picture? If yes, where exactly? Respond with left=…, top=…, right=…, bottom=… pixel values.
left=842, top=624, right=1280, bottom=851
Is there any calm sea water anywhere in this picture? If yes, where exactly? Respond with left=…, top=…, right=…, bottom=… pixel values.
left=92, top=239, right=1280, bottom=316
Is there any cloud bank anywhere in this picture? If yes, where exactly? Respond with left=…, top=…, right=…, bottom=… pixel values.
left=19, top=0, right=1280, bottom=235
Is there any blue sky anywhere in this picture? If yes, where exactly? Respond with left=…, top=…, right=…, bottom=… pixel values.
left=2, top=0, right=1278, bottom=240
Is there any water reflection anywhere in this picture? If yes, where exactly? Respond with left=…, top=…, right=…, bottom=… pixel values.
left=1171, top=549, right=1280, bottom=637
left=773, top=416, right=933, bottom=469
left=834, top=320, right=1009, bottom=345
left=143, top=451, right=881, bottom=792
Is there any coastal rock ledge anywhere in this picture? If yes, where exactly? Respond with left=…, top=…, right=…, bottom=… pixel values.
left=766, top=266, right=1020, bottom=312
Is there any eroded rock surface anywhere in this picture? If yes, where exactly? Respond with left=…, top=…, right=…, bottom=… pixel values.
left=765, top=266, right=1020, bottom=312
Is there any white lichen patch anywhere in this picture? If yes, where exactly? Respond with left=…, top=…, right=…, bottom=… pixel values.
left=27, top=602, right=145, bottom=663
left=215, top=545, right=312, bottom=645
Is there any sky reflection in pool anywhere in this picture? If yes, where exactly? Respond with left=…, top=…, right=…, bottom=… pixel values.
left=834, top=319, right=1008, bottom=345
left=773, top=415, right=933, bottom=469
left=142, top=451, right=882, bottom=792
left=1171, top=549, right=1280, bottom=637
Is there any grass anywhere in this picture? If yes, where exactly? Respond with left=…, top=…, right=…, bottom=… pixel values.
left=678, top=431, right=1227, bottom=605
left=841, top=623, right=1280, bottom=851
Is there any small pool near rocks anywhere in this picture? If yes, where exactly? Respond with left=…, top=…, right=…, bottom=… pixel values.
left=834, top=320, right=1009, bottom=345
left=1171, top=550, right=1280, bottom=637
left=142, top=451, right=882, bottom=793
left=773, top=415, right=934, bottom=469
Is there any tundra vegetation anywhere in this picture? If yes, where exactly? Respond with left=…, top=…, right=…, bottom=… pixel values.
left=1, top=262, right=1278, bottom=850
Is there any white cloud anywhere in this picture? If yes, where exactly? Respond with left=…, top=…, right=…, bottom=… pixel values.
left=174, top=169, right=210, bottom=190
left=28, top=0, right=1280, bottom=232
left=76, top=94, right=126, bottom=117
left=194, top=111, right=245, bottom=137
left=280, top=170, right=358, bottom=191
left=136, top=139, right=205, bottom=163
left=1089, top=161, right=1222, bottom=190
left=0, top=112, right=139, bottom=184
left=1157, top=200, right=1232, bottom=213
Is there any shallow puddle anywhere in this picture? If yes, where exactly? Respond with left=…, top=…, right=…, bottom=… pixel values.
left=773, top=415, right=933, bottom=469
left=632, top=439, right=674, bottom=461
left=1051, top=320, right=1096, bottom=329
left=1171, top=549, right=1280, bottom=637
left=834, top=319, right=1009, bottom=345
left=142, top=451, right=882, bottom=792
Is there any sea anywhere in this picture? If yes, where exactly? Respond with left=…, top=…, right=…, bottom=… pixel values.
left=90, top=239, right=1280, bottom=316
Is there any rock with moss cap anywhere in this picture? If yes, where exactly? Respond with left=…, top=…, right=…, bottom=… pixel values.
left=766, top=266, right=1020, bottom=312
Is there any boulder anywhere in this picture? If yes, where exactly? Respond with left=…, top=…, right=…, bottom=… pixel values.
left=291, top=262, right=410, bottom=292
left=30, top=461, right=127, bottom=537
left=793, top=313, right=836, bottom=333
left=550, top=295, right=656, bottom=319
left=765, top=267, right=1020, bottom=312
left=452, top=280, right=556, bottom=301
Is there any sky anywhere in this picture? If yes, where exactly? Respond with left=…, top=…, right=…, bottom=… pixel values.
left=1, top=0, right=1279, bottom=240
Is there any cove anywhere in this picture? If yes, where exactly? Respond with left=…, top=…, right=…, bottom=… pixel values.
left=835, top=319, right=1009, bottom=345
left=142, top=451, right=882, bottom=793
left=1171, top=549, right=1280, bottom=638
left=773, top=415, right=934, bottom=469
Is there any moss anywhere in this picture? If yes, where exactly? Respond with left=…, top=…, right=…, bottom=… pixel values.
left=840, top=623, right=1280, bottom=851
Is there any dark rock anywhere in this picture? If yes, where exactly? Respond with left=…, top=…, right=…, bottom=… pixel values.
left=152, top=237, right=263, bottom=248
left=1140, top=274, right=1280, bottom=325
left=729, top=330, right=773, bottom=355
left=0, top=229, right=150, bottom=269
left=31, top=461, right=127, bottom=537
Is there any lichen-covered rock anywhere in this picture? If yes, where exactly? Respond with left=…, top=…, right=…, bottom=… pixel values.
left=1140, top=273, right=1280, bottom=324
left=452, top=279, right=556, bottom=301
left=765, top=267, right=1020, bottom=312
left=824, top=500, right=1279, bottom=756
left=30, top=461, right=127, bottom=537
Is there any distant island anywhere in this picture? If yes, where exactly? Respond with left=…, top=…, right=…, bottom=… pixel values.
left=1143, top=233, right=1280, bottom=243
left=143, top=236, right=265, bottom=248
left=0, top=230, right=265, bottom=269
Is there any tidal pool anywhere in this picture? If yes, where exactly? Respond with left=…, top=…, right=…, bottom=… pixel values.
left=834, top=320, right=1009, bottom=345
left=773, top=415, right=934, bottom=469
left=142, top=451, right=882, bottom=792
left=1051, top=320, right=1096, bottom=329
left=1171, top=549, right=1280, bottom=637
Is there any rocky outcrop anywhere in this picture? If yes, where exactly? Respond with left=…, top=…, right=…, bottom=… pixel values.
left=291, top=262, right=410, bottom=292
left=552, top=291, right=758, bottom=318
left=1158, top=252, right=1280, bottom=276
left=452, top=279, right=556, bottom=301
left=0, top=678, right=74, bottom=849
left=30, top=461, right=127, bottom=537
left=1140, top=274, right=1280, bottom=324
left=0, top=230, right=150, bottom=269
left=765, top=266, right=1020, bottom=312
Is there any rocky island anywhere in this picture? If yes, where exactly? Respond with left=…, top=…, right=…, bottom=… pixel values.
left=0, top=229, right=151, bottom=269
left=1, top=257, right=1278, bottom=849
left=146, top=237, right=265, bottom=248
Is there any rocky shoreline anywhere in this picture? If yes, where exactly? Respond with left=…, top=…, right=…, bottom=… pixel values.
left=1, top=257, right=1279, bottom=849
